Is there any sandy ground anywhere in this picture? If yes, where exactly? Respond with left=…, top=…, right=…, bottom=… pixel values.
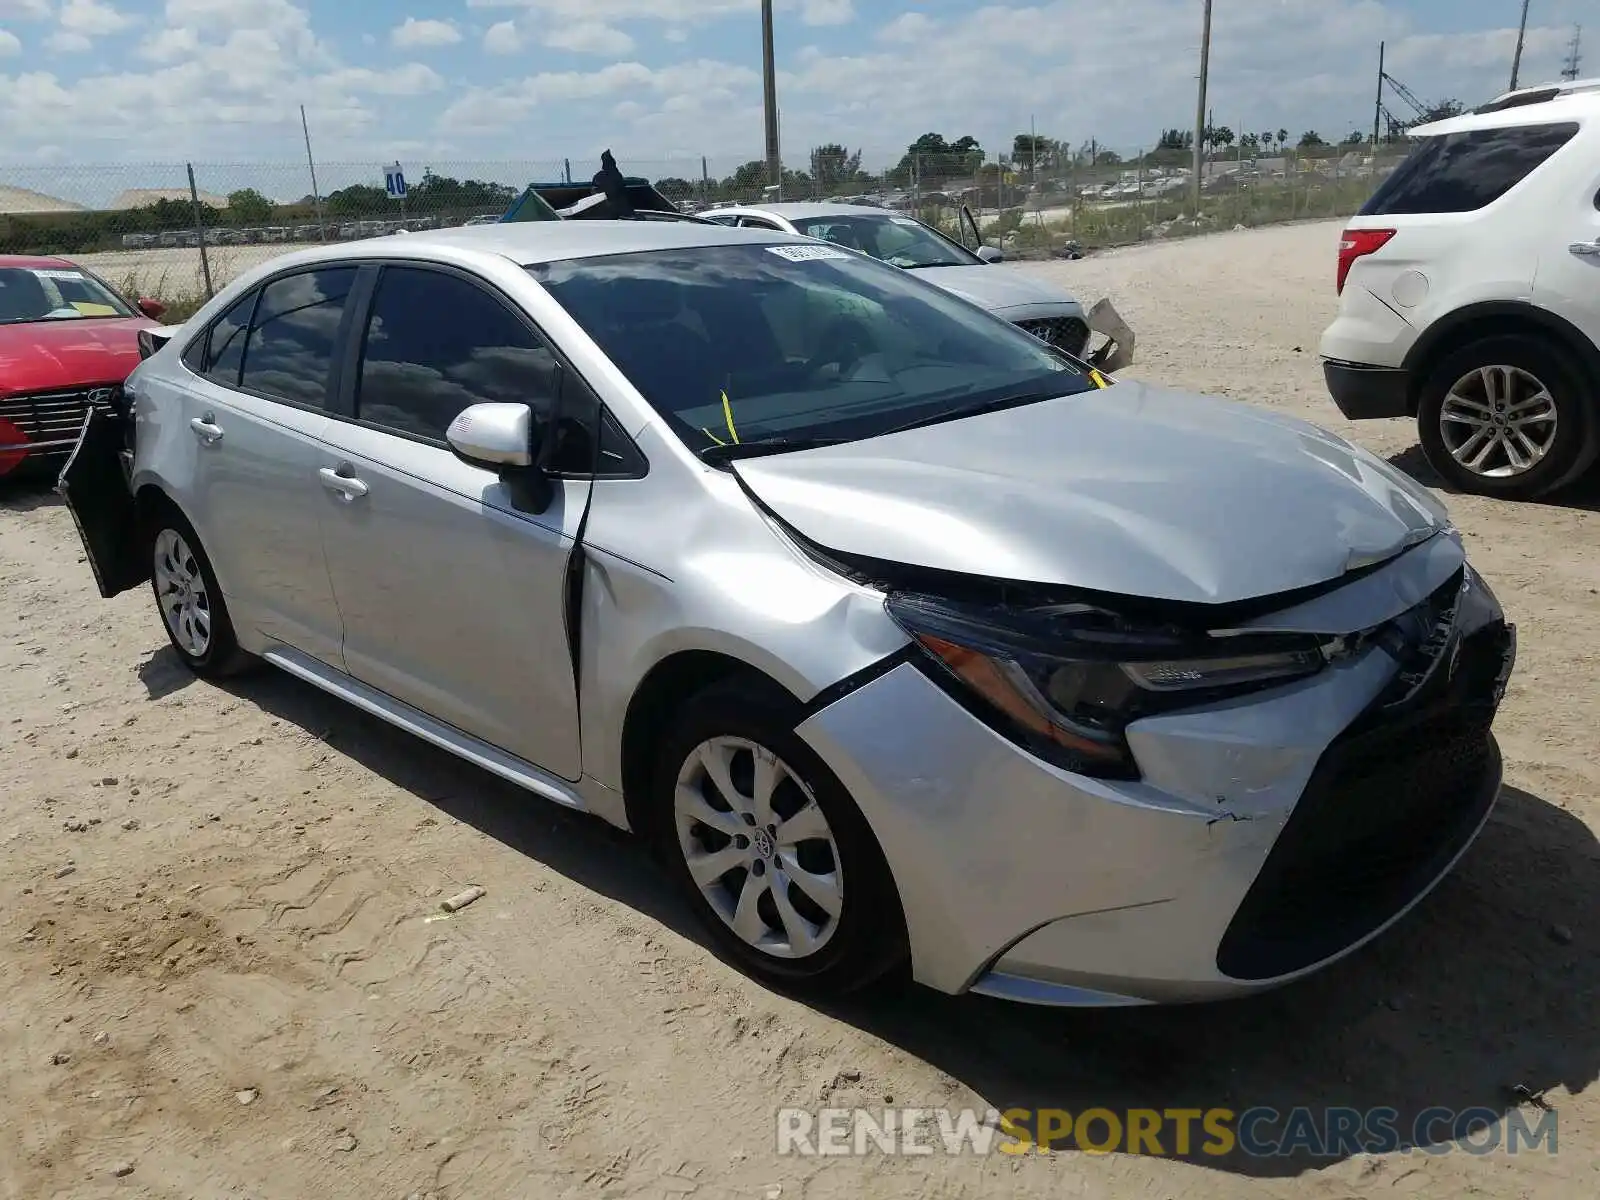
left=4, top=220, right=1598, bottom=1199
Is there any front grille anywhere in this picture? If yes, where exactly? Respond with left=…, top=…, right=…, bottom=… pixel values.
left=0, top=387, right=115, bottom=461
left=1015, top=316, right=1091, bottom=358
left=1216, top=619, right=1513, bottom=982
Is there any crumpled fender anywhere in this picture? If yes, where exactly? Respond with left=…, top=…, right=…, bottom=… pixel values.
left=1086, top=296, right=1135, bottom=373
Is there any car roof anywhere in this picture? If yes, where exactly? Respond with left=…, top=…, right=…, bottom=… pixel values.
left=717, top=202, right=900, bottom=221
left=239, top=219, right=798, bottom=273
left=0, top=254, right=76, bottom=270
left=1412, top=77, right=1600, bottom=137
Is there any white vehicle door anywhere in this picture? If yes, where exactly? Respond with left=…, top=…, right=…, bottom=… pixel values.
left=1532, top=123, right=1600, bottom=349
left=312, top=263, right=603, bottom=780
left=173, top=267, right=357, bottom=668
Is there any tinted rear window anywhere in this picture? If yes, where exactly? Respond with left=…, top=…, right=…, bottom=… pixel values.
left=1360, top=122, right=1578, bottom=216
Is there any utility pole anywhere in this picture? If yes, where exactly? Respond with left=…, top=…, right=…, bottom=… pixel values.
left=761, top=0, right=781, bottom=194
left=1192, top=0, right=1213, bottom=219
left=1373, top=41, right=1385, bottom=148
left=1562, top=24, right=1583, bottom=81
left=1510, top=0, right=1532, bottom=91
left=300, top=104, right=326, bottom=242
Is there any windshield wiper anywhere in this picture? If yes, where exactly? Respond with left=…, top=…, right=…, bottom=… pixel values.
left=699, top=436, right=851, bottom=465
left=880, top=388, right=1065, bottom=437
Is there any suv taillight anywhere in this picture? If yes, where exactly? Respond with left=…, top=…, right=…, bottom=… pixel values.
left=1337, top=228, right=1395, bottom=294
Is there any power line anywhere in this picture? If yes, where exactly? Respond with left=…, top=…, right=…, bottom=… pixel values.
left=1563, top=24, right=1583, bottom=82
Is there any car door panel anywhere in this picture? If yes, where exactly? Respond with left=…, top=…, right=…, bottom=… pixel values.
left=174, top=267, right=359, bottom=669
left=314, top=421, right=589, bottom=780
left=310, top=262, right=590, bottom=780
left=181, top=377, right=345, bottom=665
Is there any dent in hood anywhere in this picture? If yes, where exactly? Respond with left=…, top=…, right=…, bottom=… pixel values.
left=732, top=382, right=1449, bottom=607
left=911, top=264, right=1084, bottom=316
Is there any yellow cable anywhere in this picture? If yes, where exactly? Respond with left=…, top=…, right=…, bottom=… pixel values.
left=720, top=390, right=740, bottom=443
left=702, top=427, right=727, bottom=446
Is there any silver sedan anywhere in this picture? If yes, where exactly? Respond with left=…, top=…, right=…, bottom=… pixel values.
left=63, top=219, right=1514, bottom=1006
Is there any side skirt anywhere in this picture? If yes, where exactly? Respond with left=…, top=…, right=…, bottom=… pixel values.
left=263, top=645, right=591, bottom=814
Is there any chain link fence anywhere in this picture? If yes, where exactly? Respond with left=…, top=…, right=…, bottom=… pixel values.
left=0, top=146, right=1411, bottom=317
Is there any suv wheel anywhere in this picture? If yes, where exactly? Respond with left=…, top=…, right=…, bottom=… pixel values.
left=1417, top=334, right=1598, bottom=499
left=651, top=681, right=908, bottom=997
left=147, top=506, right=255, bottom=678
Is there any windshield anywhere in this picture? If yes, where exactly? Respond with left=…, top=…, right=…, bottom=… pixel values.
left=0, top=264, right=136, bottom=325
left=530, top=242, right=1091, bottom=455
left=789, top=211, right=979, bottom=268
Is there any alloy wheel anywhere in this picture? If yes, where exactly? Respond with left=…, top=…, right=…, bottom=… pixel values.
left=673, top=736, right=845, bottom=959
left=153, top=528, right=212, bottom=657
left=1439, top=364, right=1559, bottom=479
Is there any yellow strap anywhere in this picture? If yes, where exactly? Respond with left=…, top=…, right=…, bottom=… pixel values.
left=720, top=390, right=740, bottom=443
left=702, top=427, right=727, bottom=446
left=1089, top=368, right=1111, bottom=389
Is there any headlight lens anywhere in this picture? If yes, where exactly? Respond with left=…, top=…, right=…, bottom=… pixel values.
left=886, top=592, right=1328, bottom=778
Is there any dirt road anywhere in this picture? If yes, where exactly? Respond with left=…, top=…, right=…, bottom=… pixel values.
left=4, top=221, right=1596, bottom=1199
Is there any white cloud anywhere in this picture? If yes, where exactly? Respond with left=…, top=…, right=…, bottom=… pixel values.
left=317, top=62, right=445, bottom=95
left=390, top=16, right=461, bottom=48
left=59, top=0, right=133, bottom=35
left=46, top=30, right=93, bottom=51
left=543, top=20, right=633, bottom=55
left=483, top=19, right=520, bottom=53
left=0, top=0, right=51, bottom=19
left=802, top=0, right=853, bottom=26
left=0, top=28, right=20, bottom=54
left=138, top=25, right=199, bottom=61
left=877, top=12, right=933, bottom=42
left=665, top=27, right=687, bottom=42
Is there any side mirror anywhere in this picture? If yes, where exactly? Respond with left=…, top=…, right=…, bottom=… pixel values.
left=446, top=401, right=557, bottom=513
left=976, top=246, right=1005, bottom=264
left=446, top=402, right=536, bottom=469
left=137, top=296, right=167, bottom=319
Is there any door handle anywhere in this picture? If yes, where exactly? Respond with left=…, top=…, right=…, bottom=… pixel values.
left=189, top=415, right=224, bottom=444
left=1568, top=240, right=1600, bottom=258
left=318, top=465, right=369, bottom=502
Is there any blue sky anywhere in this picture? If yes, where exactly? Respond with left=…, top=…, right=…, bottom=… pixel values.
left=0, top=0, right=1589, bottom=182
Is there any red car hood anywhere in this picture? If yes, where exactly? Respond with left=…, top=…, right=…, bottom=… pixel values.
left=0, top=317, right=156, bottom=396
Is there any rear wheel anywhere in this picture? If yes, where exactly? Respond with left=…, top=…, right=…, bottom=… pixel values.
left=146, top=505, right=255, bottom=678
left=651, top=681, right=908, bottom=997
left=1417, top=334, right=1597, bottom=499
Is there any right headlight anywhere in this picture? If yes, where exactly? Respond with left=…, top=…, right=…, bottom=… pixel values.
left=886, top=591, right=1331, bottom=779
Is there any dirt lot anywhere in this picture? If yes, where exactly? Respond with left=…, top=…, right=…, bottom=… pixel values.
left=4, top=220, right=1596, bottom=1199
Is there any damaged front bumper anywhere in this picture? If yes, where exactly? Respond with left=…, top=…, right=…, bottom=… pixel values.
left=794, top=554, right=1514, bottom=1006
left=1084, top=296, right=1135, bottom=373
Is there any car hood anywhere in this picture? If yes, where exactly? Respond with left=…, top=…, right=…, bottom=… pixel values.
left=732, top=381, right=1451, bottom=606
left=0, top=317, right=154, bottom=396
left=908, top=265, right=1083, bottom=316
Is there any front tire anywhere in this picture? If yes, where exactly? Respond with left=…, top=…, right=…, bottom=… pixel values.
left=651, top=681, right=908, bottom=998
left=146, top=505, right=255, bottom=679
left=1416, top=334, right=1598, bottom=500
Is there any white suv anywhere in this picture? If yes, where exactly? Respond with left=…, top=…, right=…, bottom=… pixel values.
left=1319, top=78, right=1600, bottom=500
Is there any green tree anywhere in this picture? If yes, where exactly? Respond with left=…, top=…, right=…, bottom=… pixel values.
left=1342, top=130, right=1366, bottom=146
left=655, top=176, right=696, bottom=201
left=325, top=183, right=389, bottom=216
left=407, top=169, right=517, bottom=214
left=1012, top=133, right=1060, bottom=169
left=810, top=143, right=864, bottom=192
left=1421, top=99, right=1465, bottom=122
left=225, top=188, right=274, bottom=223
left=1240, top=132, right=1261, bottom=157
left=1298, top=130, right=1325, bottom=148
left=1094, top=149, right=1122, bottom=166
left=1277, top=128, right=1289, bottom=148
left=1156, top=128, right=1190, bottom=151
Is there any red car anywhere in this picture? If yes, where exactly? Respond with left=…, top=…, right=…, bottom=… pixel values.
left=0, top=254, right=167, bottom=478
